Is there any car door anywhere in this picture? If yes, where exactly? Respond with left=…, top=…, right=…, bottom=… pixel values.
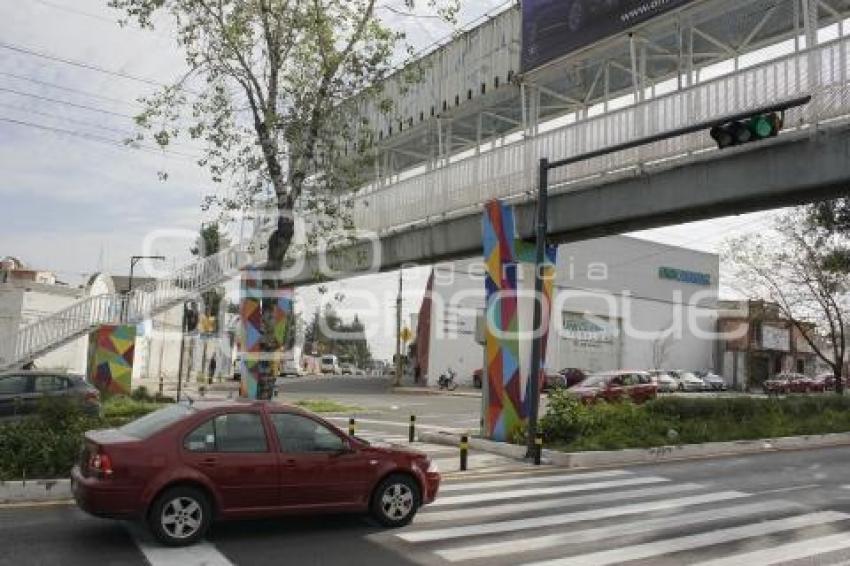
left=182, top=410, right=279, bottom=513
left=270, top=412, right=373, bottom=509
left=602, top=375, right=624, bottom=402
left=0, top=374, right=31, bottom=417
left=31, top=374, right=70, bottom=407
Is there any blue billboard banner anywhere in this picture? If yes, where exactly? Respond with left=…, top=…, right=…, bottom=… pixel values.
left=522, top=0, right=698, bottom=72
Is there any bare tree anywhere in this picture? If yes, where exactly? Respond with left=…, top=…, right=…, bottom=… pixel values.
left=725, top=209, right=850, bottom=393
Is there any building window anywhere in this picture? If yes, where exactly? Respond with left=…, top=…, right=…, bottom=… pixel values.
left=796, top=359, right=805, bottom=374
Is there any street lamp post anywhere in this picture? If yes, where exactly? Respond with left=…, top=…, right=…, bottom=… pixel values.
left=128, top=255, right=166, bottom=293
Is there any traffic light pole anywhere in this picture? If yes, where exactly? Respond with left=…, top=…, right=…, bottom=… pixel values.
left=525, top=94, right=813, bottom=459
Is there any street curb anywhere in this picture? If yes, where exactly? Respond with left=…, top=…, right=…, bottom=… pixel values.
left=418, top=430, right=850, bottom=468
left=392, top=387, right=482, bottom=398
left=0, top=479, right=71, bottom=504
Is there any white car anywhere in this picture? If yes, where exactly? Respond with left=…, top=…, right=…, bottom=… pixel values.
left=320, top=355, right=340, bottom=374
left=669, top=370, right=706, bottom=392
left=648, top=370, right=678, bottom=393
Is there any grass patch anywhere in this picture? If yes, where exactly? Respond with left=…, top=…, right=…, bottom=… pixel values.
left=295, top=399, right=362, bottom=414
left=542, top=390, right=850, bottom=452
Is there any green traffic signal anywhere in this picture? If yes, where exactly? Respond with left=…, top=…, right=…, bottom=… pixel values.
left=710, top=112, right=783, bottom=149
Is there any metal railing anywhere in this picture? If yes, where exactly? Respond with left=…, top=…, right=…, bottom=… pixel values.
left=0, top=230, right=270, bottom=371
left=350, top=35, right=850, bottom=233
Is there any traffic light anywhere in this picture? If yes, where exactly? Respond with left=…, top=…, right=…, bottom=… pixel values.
left=184, top=303, right=199, bottom=333
left=710, top=112, right=783, bottom=149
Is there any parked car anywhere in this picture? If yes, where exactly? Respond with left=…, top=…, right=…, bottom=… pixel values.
left=559, top=368, right=587, bottom=388
left=279, top=358, right=304, bottom=378
left=320, top=355, right=340, bottom=374
left=0, top=370, right=100, bottom=418
left=696, top=371, right=728, bottom=392
left=340, top=363, right=355, bottom=375
left=763, top=374, right=794, bottom=395
left=567, top=370, right=657, bottom=404
left=815, top=372, right=838, bottom=391
left=648, top=370, right=678, bottom=393
left=668, top=370, right=706, bottom=392
left=71, top=400, right=440, bottom=546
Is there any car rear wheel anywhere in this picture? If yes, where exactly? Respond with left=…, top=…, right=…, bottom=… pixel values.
left=149, top=486, right=212, bottom=547
left=370, top=474, right=421, bottom=528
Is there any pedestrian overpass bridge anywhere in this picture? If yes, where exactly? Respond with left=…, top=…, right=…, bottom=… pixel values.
left=4, top=0, right=850, bottom=370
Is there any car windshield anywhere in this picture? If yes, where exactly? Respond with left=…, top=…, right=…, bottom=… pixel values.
left=118, top=404, right=195, bottom=439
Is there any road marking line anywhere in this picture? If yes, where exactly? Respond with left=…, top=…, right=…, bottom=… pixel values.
left=429, top=476, right=669, bottom=507
left=439, top=469, right=630, bottom=493
left=398, top=491, right=750, bottom=542
left=754, top=483, right=821, bottom=495
left=434, top=499, right=801, bottom=562
left=128, top=524, right=233, bottom=566
left=522, top=511, right=850, bottom=566
left=693, top=531, right=850, bottom=566
left=418, top=483, right=706, bottom=524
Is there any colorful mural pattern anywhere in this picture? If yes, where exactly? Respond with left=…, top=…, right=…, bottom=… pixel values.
left=87, top=324, right=136, bottom=395
left=482, top=201, right=557, bottom=441
left=239, top=271, right=294, bottom=399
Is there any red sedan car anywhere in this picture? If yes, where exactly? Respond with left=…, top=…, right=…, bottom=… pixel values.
left=568, top=371, right=658, bottom=404
left=71, top=400, right=440, bottom=546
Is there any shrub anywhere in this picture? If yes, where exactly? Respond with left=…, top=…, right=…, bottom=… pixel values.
left=540, top=392, right=850, bottom=453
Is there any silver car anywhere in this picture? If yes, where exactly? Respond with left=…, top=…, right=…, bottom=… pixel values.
left=669, top=370, right=706, bottom=392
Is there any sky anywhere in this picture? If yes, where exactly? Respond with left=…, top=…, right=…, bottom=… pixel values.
left=0, top=0, right=780, bottom=361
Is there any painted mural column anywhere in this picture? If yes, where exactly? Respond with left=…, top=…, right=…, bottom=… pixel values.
left=238, top=270, right=295, bottom=399
left=482, top=200, right=557, bottom=442
left=87, top=324, right=136, bottom=396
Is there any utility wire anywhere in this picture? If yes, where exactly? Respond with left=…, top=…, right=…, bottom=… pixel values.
left=0, top=70, right=142, bottom=108
left=0, top=102, right=133, bottom=136
left=0, top=116, right=201, bottom=161
left=0, top=40, right=167, bottom=88
left=0, top=86, right=135, bottom=118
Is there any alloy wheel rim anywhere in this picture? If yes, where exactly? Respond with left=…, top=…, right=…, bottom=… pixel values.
left=161, top=496, right=203, bottom=539
left=381, top=483, right=414, bottom=520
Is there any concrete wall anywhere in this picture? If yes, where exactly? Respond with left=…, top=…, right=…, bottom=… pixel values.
left=423, top=236, right=719, bottom=386
left=20, top=288, right=87, bottom=374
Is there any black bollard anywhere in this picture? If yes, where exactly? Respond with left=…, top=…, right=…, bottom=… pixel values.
left=348, top=417, right=356, bottom=436
left=534, top=433, right=543, bottom=466
left=409, top=415, right=416, bottom=443
left=460, top=434, right=469, bottom=471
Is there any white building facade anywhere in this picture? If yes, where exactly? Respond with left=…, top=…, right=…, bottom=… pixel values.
left=417, top=236, right=720, bottom=387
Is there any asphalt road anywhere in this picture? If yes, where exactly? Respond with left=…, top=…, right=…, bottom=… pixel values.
left=7, top=446, right=850, bottom=565
left=276, top=375, right=487, bottom=434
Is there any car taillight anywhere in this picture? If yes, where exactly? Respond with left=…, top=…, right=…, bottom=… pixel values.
left=89, top=452, right=113, bottom=476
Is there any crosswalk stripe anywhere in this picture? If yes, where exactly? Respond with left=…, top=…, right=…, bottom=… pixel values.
left=693, top=532, right=850, bottom=566
left=418, top=483, right=707, bottom=524
left=439, top=469, right=630, bottom=492
left=522, top=511, right=850, bottom=566
left=429, top=476, right=668, bottom=507
left=398, top=490, right=749, bottom=542
left=434, top=499, right=802, bottom=562
left=128, top=524, right=233, bottom=566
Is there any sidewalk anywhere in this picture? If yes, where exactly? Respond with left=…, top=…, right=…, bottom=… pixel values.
left=392, top=386, right=482, bottom=398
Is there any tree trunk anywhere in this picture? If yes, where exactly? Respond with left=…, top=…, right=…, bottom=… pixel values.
left=252, top=214, right=296, bottom=400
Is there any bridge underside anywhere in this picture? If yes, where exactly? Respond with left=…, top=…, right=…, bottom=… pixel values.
left=289, top=122, right=850, bottom=287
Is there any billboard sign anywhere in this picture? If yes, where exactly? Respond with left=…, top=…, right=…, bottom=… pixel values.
left=522, top=0, right=698, bottom=72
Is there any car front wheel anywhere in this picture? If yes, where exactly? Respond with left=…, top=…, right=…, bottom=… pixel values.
left=149, top=486, right=212, bottom=547
left=371, top=474, right=421, bottom=528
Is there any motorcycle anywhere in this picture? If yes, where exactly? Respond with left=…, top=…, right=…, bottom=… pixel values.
left=438, top=368, right=458, bottom=391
